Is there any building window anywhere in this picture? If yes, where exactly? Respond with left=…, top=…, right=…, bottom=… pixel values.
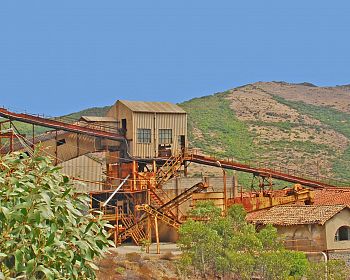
left=159, top=129, right=172, bottom=144
left=335, top=226, right=350, bottom=241
left=137, top=129, right=151, bottom=143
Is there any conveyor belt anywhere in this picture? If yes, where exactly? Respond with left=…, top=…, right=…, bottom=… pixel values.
left=0, top=108, right=125, bottom=141
left=185, top=154, right=345, bottom=189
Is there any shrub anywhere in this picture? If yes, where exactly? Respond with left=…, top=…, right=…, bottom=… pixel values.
left=0, top=151, right=113, bottom=279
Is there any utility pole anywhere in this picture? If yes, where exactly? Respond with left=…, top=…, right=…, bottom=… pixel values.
left=217, top=161, right=227, bottom=215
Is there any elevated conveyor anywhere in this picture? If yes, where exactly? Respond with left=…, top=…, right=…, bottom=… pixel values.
left=0, top=108, right=125, bottom=142
left=184, top=154, right=344, bottom=189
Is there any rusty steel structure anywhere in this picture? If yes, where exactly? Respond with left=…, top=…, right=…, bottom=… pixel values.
left=0, top=106, right=349, bottom=252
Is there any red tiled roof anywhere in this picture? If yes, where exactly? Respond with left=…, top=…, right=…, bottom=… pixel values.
left=313, top=188, right=350, bottom=207
left=247, top=205, right=347, bottom=226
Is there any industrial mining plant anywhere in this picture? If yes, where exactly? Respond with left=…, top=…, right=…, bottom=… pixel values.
left=0, top=100, right=348, bottom=253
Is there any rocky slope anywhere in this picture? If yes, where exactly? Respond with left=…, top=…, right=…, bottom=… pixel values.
left=180, top=82, right=350, bottom=183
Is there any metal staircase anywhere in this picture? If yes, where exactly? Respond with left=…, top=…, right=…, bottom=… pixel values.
left=119, top=213, right=146, bottom=245
left=149, top=188, right=168, bottom=208
left=156, top=153, right=184, bottom=187
left=118, top=181, right=208, bottom=244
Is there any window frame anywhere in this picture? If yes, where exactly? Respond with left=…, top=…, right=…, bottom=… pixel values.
left=136, top=128, right=152, bottom=144
left=335, top=226, right=350, bottom=241
left=158, top=129, right=173, bottom=145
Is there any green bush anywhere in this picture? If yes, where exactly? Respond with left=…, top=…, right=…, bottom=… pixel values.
left=177, top=203, right=310, bottom=279
left=0, top=151, right=114, bottom=279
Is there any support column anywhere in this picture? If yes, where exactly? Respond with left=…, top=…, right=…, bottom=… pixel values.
left=223, top=170, right=227, bottom=215
left=152, top=160, right=157, bottom=172
left=32, top=124, right=35, bottom=150
left=76, top=133, right=80, bottom=157
left=114, top=227, right=118, bottom=246
left=176, top=177, right=179, bottom=219
left=154, top=216, right=160, bottom=254
left=146, top=189, right=151, bottom=253
left=132, top=160, right=137, bottom=191
left=9, top=122, right=13, bottom=153
left=233, top=172, right=238, bottom=199
left=147, top=219, right=151, bottom=253
left=115, top=206, right=119, bottom=246
left=55, top=130, right=58, bottom=165
left=0, top=122, right=2, bottom=152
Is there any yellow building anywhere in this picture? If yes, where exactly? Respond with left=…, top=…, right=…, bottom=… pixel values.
left=107, top=100, right=187, bottom=158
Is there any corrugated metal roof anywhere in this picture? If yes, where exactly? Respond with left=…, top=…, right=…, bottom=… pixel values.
left=80, top=116, right=118, bottom=122
left=247, top=205, right=347, bottom=226
left=118, top=100, right=186, bottom=114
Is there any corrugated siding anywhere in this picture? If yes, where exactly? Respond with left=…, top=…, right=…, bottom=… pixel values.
left=62, top=134, right=96, bottom=161
left=133, top=112, right=154, bottom=158
left=59, top=155, right=104, bottom=192
left=132, top=112, right=187, bottom=158
left=109, top=102, right=133, bottom=140
left=42, top=133, right=97, bottom=163
left=156, top=113, right=187, bottom=156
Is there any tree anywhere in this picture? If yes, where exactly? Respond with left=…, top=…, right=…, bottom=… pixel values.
left=306, top=259, right=349, bottom=280
left=0, top=151, right=113, bottom=279
left=177, top=202, right=310, bottom=279
left=178, top=220, right=222, bottom=278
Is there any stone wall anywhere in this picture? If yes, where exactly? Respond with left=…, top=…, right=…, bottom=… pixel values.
left=328, top=250, right=350, bottom=266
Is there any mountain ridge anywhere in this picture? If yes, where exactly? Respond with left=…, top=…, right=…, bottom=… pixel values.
left=3, top=81, right=350, bottom=182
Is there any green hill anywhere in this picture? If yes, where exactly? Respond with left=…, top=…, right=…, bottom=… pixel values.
left=180, top=82, right=350, bottom=183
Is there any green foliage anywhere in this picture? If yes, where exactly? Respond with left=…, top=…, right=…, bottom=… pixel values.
left=189, top=200, right=222, bottom=219
left=139, top=238, right=151, bottom=252
left=178, top=219, right=222, bottom=277
left=177, top=203, right=310, bottom=279
left=63, top=106, right=111, bottom=120
left=179, top=92, right=256, bottom=162
left=271, top=95, right=350, bottom=181
left=306, top=259, right=349, bottom=280
left=114, top=266, right=125, bottom=275
left=0, top=151, right=113, bottom=279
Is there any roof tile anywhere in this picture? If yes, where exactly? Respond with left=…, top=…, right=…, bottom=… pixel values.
left=247, top=205, right=347, bottom=226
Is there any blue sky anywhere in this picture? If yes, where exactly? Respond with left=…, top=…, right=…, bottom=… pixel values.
left=0, top=1, right=349, bottom=116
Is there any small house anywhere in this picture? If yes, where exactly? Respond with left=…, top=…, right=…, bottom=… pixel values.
left=106, top=100, right=187, bottom=158
left=247, top=205, right=350, bottom=262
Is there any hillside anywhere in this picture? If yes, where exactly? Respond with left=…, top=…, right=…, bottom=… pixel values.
left=4, top=82, right=350, bottom=183
left=180, top=82, right=350, bottom=182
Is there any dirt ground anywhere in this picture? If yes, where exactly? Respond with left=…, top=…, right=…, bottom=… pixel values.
left=95, top=243, right=181, bottom=280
